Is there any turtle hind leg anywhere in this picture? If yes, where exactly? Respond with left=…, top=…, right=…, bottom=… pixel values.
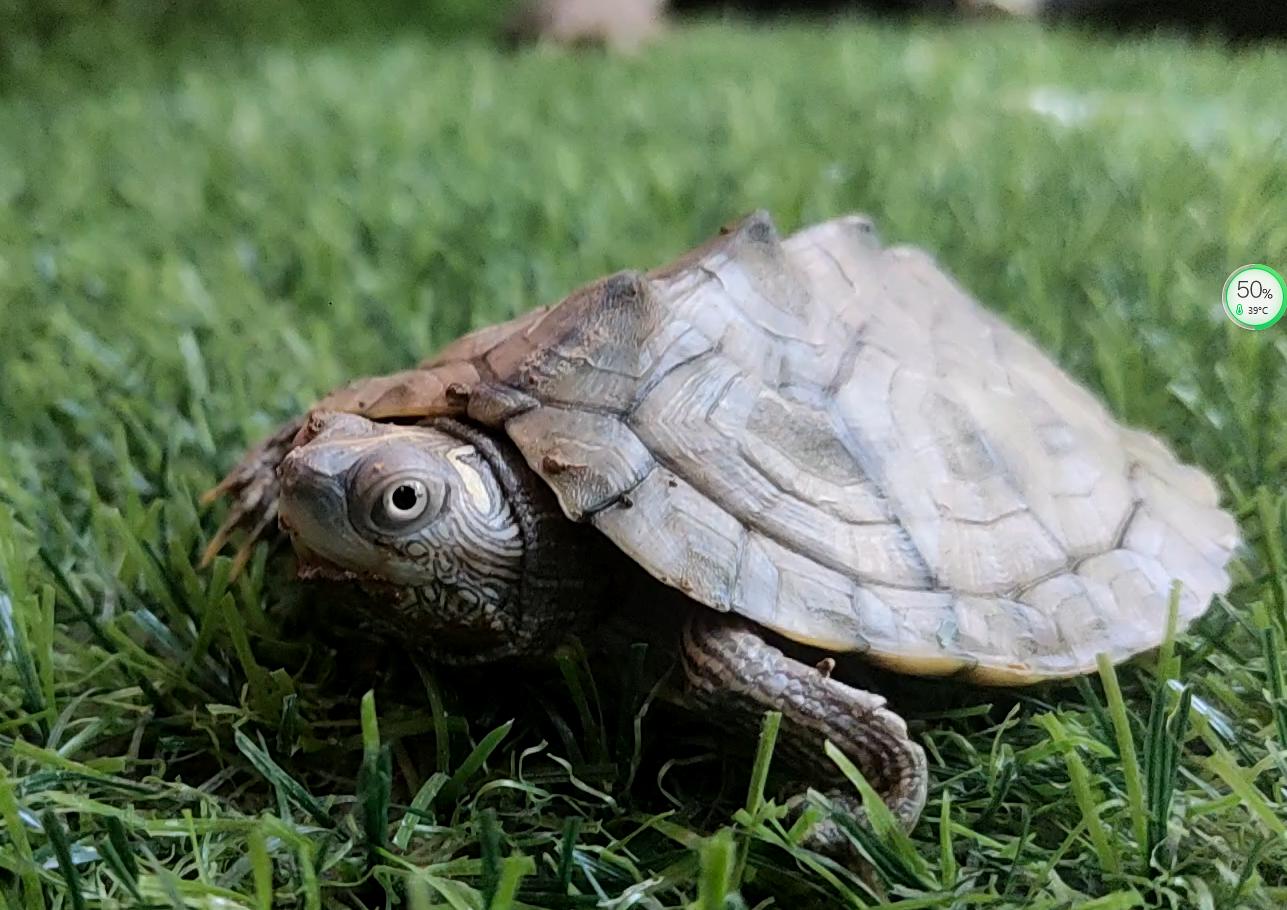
left=680, top=611, right=928, bottom=855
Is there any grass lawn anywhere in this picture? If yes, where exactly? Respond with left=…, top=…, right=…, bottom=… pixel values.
left=2, top=3, right=1286, bottom=907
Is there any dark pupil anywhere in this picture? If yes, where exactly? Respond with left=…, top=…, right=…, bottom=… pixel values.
left=391, top=484, right=419, bottom=511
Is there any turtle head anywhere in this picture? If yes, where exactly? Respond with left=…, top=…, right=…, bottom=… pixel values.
left=277, top=411, right=530, bottom=659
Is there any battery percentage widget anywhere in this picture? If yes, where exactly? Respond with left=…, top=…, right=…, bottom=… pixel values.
left=1223, top=264, right=1284, bottom=331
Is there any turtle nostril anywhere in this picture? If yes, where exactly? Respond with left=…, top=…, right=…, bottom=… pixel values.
left=278, top=453, right=307, bottom=491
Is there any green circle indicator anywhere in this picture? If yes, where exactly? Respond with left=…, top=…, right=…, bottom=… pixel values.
left=1223, top=264, right=1285, bottom=331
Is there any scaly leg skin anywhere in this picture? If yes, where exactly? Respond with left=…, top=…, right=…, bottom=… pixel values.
left=680, top=611, right=927, bottom=861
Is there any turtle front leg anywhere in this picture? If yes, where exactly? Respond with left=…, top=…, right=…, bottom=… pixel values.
left=680, top=612, right=927, bottom=855
left=200, top=417, right=306, bottom=575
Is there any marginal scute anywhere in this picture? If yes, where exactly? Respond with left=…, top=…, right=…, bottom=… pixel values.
left=315, top=363, right=479, bottom=419
left=486, top=211, right=1238, bottom=684
left=1077, top=548, right=1204, bottom=652
left=1128, top=466, right=1238, bottom=563
left=419, top=306, right=553, bottom=369
left=730, top=532, right=864, bottom=648
left=1123, top=428, right=1222, bottom=507
left=1023, top=572, right=1113, bottom=669
left=867, top=586, right=953, bottom=647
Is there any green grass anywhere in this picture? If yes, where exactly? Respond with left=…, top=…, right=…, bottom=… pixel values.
left=2, top=3, right=1287, bottom=907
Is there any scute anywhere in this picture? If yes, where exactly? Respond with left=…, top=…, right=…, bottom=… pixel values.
left=482, top=212, right=1239, bottom=683
left=205, top=210, right=1240, bottom=685
left=594, top=467, right=744, bottom=611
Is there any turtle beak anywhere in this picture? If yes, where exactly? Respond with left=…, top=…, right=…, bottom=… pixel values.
left=278, top=437, right=368, bottom=581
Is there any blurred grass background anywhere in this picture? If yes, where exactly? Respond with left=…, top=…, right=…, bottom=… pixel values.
left=1, top=1, right=1286, bottom=907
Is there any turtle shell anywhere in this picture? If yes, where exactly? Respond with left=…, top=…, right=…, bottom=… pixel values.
left=208, top=212, right=1239, bottom=684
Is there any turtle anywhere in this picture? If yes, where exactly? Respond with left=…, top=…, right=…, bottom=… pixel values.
left=203, top=211, right=1239, bottom=851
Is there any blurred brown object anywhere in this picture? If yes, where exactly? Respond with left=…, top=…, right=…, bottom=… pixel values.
left=957, top=0, right=1044, bottom=15
left=505, top=0, right=667, bottom=51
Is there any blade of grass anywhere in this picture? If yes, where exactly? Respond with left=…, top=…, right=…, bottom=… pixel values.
left=441, top=720, right=513, bottom=804
left=823, top=741, right=931, bottom=889
left=489, top=855, right=535, bottom=910
left=358, top=690, right=391, bottom=857
left=1036, top=714, right=1120, bottom=877
left=1154, top=582, right=1183, bottom=681
left=1096, top=654, right=1148, bottom=867
left=415, top=663, right=453, bottom=775
left=99, top=817, right=143, bottom=903
left=939, top=791, right=957, bottom=891
left=249, top=826, right=273, bottom=910
left=1251, top=600, right=1287, bottom=748
left=42, top=809, right=88, bottom=910
left=697, top=828, right=736, bottom=910
left=556, top=817, right=582, bottom=897
left=556, top=645, right=608, bottom=767
left=234, top=731, right=331, bottom=827
left=733, top=710, right=780, bottom=885
left=298, top=841, right=321, bottom=910
left=1204, top=750, right=1286, bottom=837
left=0, top=769, right=42, bottom=910
left=1144, top=682, right=1193, bottom=858
left=393, top=773, right=450, bottom=850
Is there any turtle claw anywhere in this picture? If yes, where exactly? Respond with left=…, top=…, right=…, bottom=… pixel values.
left=199, top=471, right=242, bottom=508
left=199, top=418, right=303, bottom=574
left=199, top=508, right=245, bottom=569
left=228, top=502, right=280, bottom=578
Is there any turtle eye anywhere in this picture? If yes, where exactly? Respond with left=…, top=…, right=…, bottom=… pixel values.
left=377, top=478, right=429, bottom=525
left=348, top=453, right=444, bottom=537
